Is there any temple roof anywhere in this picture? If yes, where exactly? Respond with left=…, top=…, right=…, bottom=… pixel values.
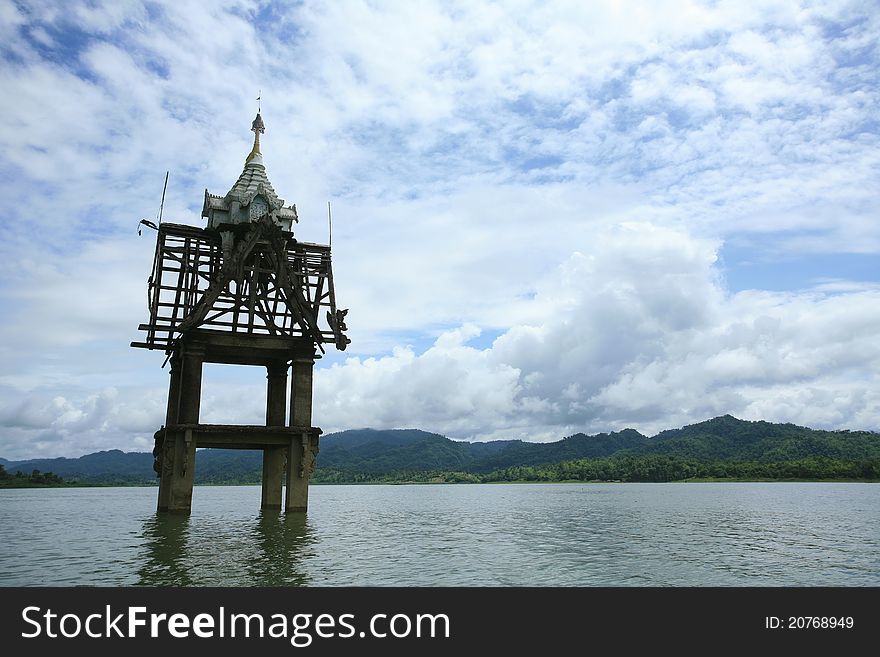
left=224, top=158, right=284, bottom=209
left=202, top=112, right=298, bottom=229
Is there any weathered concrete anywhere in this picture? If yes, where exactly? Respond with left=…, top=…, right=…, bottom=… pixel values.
left=165, top=429, right=197, bottom=514
left=154, top=334, right=321, bottom=515
left=179, top=347, right=205, bottom=424
left=266, top=361, right=288, bottom=425
left=262, top=361, right=288, bottom=510
left=156, top=354, right=181, bottom=512
left=286, top=357, right=315, bottom=513
left=163, top=347, right=203, bottom=514
left=261, top=447, right=287, bottom=510
left=167, top=424, right=316, bottom=448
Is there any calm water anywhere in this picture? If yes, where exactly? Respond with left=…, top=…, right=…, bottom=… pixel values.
left=1, top=483, right=877, bottom=586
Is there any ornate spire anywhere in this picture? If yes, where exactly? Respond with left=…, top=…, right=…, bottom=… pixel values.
left=246, top=112, right=265, bottom=164
left=203, top=110, right=298, bottom=233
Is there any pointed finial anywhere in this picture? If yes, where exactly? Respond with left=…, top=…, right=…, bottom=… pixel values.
left=246, top=111, right=265, bottom=164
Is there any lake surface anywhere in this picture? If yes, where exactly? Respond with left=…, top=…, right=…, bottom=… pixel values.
left=1, top=483, right=877, bottom=586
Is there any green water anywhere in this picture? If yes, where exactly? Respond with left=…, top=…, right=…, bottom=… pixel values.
left=1, top=483, right=877, bottom=586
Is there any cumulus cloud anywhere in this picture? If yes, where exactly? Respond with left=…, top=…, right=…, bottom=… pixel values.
left=0, top=386, right=165, bottom=457
left=0, top=1, right=878, bottom=458
left=1, top=221, right=877, bottom=459
left=314, top=223, right=880, bottom=440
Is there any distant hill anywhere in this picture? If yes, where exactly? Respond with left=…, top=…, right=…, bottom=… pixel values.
left=318, top=427, right=650, bottom=473
left=638, top=415, right=880, bottom=461
left=474, top=429, right=649, bottom=471
left=1, top=416, right=877, bottom=484
left=0, top=449, right=264, bottom=485
left=2, top=450, right=156, bottom=484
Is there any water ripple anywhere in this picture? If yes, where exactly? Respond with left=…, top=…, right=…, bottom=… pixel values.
left=0, top=483, right=878, bottom=586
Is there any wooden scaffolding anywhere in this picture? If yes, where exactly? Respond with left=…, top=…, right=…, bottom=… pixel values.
left=132, top=215, right=349, bottom=513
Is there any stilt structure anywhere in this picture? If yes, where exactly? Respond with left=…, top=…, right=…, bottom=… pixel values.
left=132, top=112, right=350, bottom=514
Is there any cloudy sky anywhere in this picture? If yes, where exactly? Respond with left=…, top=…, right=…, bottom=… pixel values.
left=0, top=0, right=878, bottom=459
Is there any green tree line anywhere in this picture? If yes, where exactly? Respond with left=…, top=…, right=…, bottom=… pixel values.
left=311, top=454, right=880, bottom=484
left=0, top=464, right=66, bottom=487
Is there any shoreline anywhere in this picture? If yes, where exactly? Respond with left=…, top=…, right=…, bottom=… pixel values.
left=2, top=477, right=879, bottom=490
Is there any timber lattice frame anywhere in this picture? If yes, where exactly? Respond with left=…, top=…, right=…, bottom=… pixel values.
left=131, top=215, right=347, bottom=514
left=131, top=218, right=347, bottom=353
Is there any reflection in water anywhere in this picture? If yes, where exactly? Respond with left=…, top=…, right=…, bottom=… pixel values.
left=136, top=510, right=316, bottom=586
left=3, top=484, right=877, bottom=586
left=137, top=514, right=194, bottom=586
left=247, top=512, right=315, bottom=586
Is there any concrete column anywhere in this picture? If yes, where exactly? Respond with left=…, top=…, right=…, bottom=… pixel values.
left=262, top=361, right=288, bottom=510
left=178, top=347, right=204, bottom=424
left=165, top=346, right=204, bottom=514
left=289, top=357, right=313, bottom=428
left=157, top=353, right=181, bottom=512
left=266, top=360, right=289, bottom=426
left=286, top=356, right=314, bottom=513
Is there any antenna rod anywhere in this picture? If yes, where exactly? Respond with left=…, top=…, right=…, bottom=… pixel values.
left=328, top=201, right=332, bottom=248
left=157, top=171, right=169, bottom=224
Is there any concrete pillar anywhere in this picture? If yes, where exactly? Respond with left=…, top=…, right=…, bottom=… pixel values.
left=178, top=347, right=204, bottom=424
left=289, top=357, right=313, bottom=429
left=262, top=361, right=288, bottom=510
left=286, top=356, right=314, bottom=512
left=157, top=353, right=181, bottom=512
left=165, top=346, right=203, bottom=514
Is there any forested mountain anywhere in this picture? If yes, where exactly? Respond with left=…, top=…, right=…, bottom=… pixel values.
left=643, top=415, right=880, bottom=461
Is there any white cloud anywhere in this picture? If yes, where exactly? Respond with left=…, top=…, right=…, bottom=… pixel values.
left=0, top=1, right=877, bottom=458
left=313, top=223, right=880, bottom=441
left=1, top=220, right=876, bottom=459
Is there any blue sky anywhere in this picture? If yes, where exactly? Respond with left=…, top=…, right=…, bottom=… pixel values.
left=0, top=0, right=878, bottom=458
